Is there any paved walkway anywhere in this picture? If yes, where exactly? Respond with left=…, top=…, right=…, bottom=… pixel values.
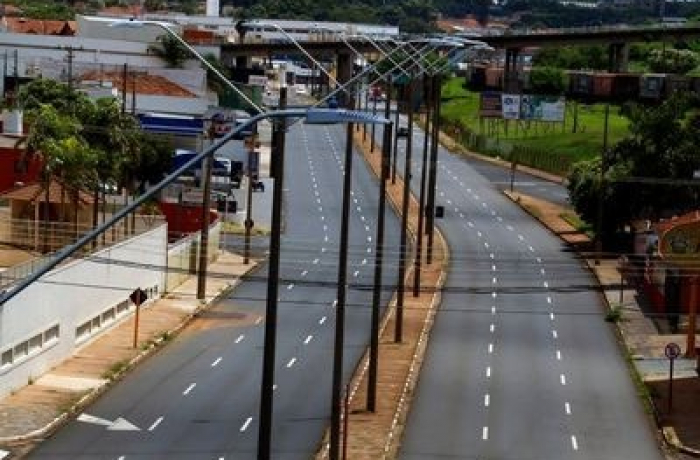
left=0, top=250, right=254, bottom=457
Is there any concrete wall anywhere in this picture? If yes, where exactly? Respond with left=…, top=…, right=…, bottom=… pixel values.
left=0, top=225, right=168, bottom=398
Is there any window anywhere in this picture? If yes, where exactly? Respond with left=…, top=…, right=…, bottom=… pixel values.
left=1, top=350, right=12, bottom=368
left=91, top=316, right=101, bottom=330
left=28, top=334, right=42, bottom=353
left=14, top=341, right=28, bottom=359
left=76, top=322, right=91, bottom=341
left=102, top=308, right=115, bottom=324
left=116, top=300, right=131, bottom=316
left=44, top=325, right=59, bottom=343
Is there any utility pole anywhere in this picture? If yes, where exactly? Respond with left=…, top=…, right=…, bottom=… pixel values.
left=426, top=74, right=442, bottom=265
left=196, top=125, right=214, bottom=300
left=330, top=89, right=356, bottom=460
left=395, top=79, right=414, bottom=343
left=65, top=46, right=74, bottom=90
left=368, top=118, right=393, bottom=412
left=244, top=127, right=257, bottom=264
left=258, top=87, right=287, bottom=460
left=413, top=75, right=431, bottom=296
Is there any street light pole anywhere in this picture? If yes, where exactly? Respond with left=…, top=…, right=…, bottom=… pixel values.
left=426, top=73, right=442, bottom=265
left=395, top=78, right=415, bottom=343
left=258, top=87, right=287, bottom=460
left=330, top=90, right=357, bottom=460
left=368, top=119, right=392, bottom=412
left=413, top=74, right=431, bottom=296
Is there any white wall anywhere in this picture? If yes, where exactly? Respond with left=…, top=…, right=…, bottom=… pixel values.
left=0, top=225, right=168, bottom=398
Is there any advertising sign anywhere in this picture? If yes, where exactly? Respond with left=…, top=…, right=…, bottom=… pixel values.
left=520, top=95, right=566, bottom=122
left=501, top=94, right=521, bottom=119
left=480, top=91, right=502, bottom=118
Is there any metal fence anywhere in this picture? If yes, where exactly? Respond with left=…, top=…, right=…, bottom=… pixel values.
left=0, top=214, right=165, bottom=290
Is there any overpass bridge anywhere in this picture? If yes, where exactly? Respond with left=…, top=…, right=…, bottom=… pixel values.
left=220, top=24, right=700, bottom=92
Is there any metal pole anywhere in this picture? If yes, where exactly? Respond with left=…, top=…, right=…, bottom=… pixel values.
left=391, top=83, right=401, bottom=184
left=244, top=142, right=255, bottom=265
left=370, top=93, right=378, bottom=153
left=413, top=76, right=431, bottom=297
left=363, top=84, right=369, bottom=140
left=132, top=296, right=141, bottom=349
left=426, top=74, right=441, bottom=265
left=368, top=120, right=392, bottom=412
left=395, top=79, right=414, bottom=343
left=595, top=102, right=610, bottom=265
left=258, top=87, right=288, bottom=460
left=668, top=357, right=674, bottom=413
left=196, top=154, right=213, bottom=300
left=330, top=117, right=355, bottom=460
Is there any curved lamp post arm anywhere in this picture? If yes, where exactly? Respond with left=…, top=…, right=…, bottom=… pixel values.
left=243, top=22, right=344, bottom=92
left=110, top=19, right=265, bottom=114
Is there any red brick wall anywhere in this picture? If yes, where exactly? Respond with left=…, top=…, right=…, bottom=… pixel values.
left=0, top=147, right=41, bottom=193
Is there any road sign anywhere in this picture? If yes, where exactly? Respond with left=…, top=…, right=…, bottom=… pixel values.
left=129, top=288, right=148, bottom=306
left=665, top=342, right=681, bottom=360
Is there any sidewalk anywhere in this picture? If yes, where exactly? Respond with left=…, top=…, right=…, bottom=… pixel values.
left=0, top=250, right=254, bottom=456
left=507, top=190, right=700, bottom=458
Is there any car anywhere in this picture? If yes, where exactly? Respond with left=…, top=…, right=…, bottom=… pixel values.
left=397, top=126, right=410, bottom=138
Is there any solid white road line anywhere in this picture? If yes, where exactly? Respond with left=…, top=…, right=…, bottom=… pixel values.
left=148, top=416, right=164, bottom=431
left=183, top=383, right=196, bottom=396
left=240, top=417, right=253, bottom=432
left=211, top=357, right=222, bottom=367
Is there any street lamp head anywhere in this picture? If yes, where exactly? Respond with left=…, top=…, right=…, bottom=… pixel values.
left=304, top=108, right=389, bottom=125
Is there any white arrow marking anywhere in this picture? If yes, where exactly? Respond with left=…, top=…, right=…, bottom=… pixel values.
left=77, top=413, right=112, bottom=427
left=108, top=417, right=141, bottom=431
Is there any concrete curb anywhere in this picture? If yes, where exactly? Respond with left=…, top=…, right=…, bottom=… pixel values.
left=0, top=251, right=258, bottom=446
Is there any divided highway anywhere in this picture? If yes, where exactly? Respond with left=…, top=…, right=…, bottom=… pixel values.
left=386, top=122, right=663, bottom=459
left=29, top=122, right=401, bottom=459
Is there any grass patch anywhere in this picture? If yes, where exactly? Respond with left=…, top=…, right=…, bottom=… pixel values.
left=102, top=359, right=130, bottom=380
left=440, top=77, right=631, bottom=167
left=560, top=212, right=594, bottom=237
left=605, top=305, right=624, bottom=323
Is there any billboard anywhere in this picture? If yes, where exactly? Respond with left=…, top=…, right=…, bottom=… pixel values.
left=479, top=91, right=502, bottom=118
left=520, top=95, right=566, bottom=122
left=480, top=92, right=566, bottom=122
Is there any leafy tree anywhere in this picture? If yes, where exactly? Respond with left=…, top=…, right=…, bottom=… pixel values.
left=529, top=66, right=566, bottom=94
left=567, top=95, right=700, bottom=246
left=647, top=48, right=699, bottom=74
left=149, top=34, right=189, bottom=68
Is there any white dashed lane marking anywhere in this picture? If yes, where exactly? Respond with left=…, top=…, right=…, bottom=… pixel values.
left=211, top=357, right=222, bottom=367
left=148, top=416, right=164, bottom=431
left=240, top=417, right=253, bottom=432
left=183, top=383, right=196, bottom=396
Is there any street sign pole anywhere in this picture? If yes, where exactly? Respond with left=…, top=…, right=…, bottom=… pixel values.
left=665, top=342, right=681, bottom=413
left=130, top=288, right=147, bottom=349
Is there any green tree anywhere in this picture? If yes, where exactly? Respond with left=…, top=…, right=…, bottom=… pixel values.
left=149, top=34, right=189, bottom=68
left=567, top=95, right=700, bottom=246
left=529, top=66, right=566, bottom=94
left=647, top=48, right=699, bottom=74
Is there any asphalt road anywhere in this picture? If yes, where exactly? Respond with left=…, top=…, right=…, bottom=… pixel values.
left=29, top=122, right=401, bottom=459
left=390, top=122, right=663, bottom=459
